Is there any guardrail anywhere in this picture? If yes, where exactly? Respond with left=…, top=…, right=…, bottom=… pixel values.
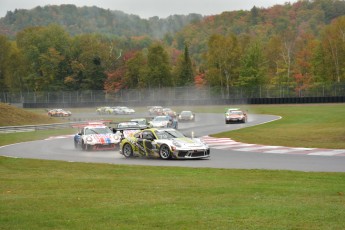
left=0, top=122, right=84, bottom=134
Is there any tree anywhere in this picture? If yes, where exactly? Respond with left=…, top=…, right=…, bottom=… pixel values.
left=0, top=35, right=11, bottom=92
left=124, top=51, right=146, bottom=88
left=206, top=34, right=241, bottom=97
left=238, top=41, right=267, bottom=88
left=16, top=24, right=71, bottom=91
left=145, top=43, right=172, bottom=88
left=69, top=34, right=110, bottom=90
left=317, top=16, right=345, bottom=83
left=174, top=43, right=194, bottom=86
left=292, top=32, right=317, bottom=94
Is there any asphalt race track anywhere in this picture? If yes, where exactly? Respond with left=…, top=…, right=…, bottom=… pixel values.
left=1, top=113, right=345, bottom=172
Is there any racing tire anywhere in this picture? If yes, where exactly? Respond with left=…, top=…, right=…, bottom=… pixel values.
left=159, top=144, right=172, bottom=160
left=82, top=141, right=90, bottom=151
left=122, top=143, right=133, bottom=158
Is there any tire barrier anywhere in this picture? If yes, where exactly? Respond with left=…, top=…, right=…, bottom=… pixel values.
left=248, top=96, right=345, bottom=104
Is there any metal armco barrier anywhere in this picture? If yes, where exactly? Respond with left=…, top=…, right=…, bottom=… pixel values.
left=0, top=122, right=83, bottom=133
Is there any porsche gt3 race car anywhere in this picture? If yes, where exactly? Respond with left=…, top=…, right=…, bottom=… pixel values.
left=112, top=121, right=143, bottom=138
left=178, top=110, right=195, bottom=122
left=148, top=106, right=164, bottom=115
left=225, top=109, right=247, bottom=124
left=120, top=128, right=210, bottom=160
left=130, top=118, right=149, bottom=128
left=148, top=115, right=178, bottom=129
left=48, top=108, right=72, bottom=117
left=74, top=123, right=121, bottom=151
left=111, top=106, right=135, bottom=115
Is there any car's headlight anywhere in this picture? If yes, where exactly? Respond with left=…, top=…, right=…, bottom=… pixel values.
left=86, top=136, right=93, bottom=142
left=172, top=140, right=181, bottom=147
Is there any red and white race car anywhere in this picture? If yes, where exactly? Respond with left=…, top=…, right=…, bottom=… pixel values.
left=48, top=109, right=72, bottom=117
left=73, top=122, right=121, bottom=151
left=225, top=109, right=247, bottom=124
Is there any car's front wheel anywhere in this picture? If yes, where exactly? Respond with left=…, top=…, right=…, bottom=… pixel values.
left=82, top=141, right=91, bottom=151
left=159, top=144, right=172, bottom=160
left=122, top=143, right=133, bottom=158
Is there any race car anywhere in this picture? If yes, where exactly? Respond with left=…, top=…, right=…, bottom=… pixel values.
left=162, top=108, right=177, bottom=117
left=96, top=106, right=111, bottom=115
left=130, top=118, right=149, bottom=128
left=111, top=106, right=135, bottom=115
left=148, top=115, right=178, bottom=129
left=148, top=106, right=164, bottom=115
left=225, top=109, right=247, bottom=124
left=48, top=108, right=72, bottom=117
left=112, top=121, right=143, bottom=139
left=177, top=110, right=195, bottom=122
left=120, top=128, right=210, bottom=160
left=74, top=123, right=121, bottom=151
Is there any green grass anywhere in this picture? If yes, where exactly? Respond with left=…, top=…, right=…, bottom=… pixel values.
left=0, top=129, right=76, bottom=146
left=1, top=103, right=345, bottom=229
left=1, top=157, right=344, bottom=229
left=212, top=104, right=345, bottom=149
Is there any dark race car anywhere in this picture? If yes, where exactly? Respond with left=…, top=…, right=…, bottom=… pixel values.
left=177, top=110, right=195, bottom=122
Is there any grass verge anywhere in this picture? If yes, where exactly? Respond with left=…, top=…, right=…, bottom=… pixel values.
left=0, top=129, right=76, bottom=146
left=1, top=157, right=345, bottom=229
left=212, top=104, right=345, bottom=149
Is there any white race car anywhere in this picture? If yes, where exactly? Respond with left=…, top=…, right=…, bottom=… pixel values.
left=74, top=124, right=121, bottom=151
left=148, top=115, right=178, bottom=129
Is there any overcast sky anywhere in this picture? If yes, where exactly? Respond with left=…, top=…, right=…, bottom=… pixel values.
left=0, top=0, right=298, bottom=19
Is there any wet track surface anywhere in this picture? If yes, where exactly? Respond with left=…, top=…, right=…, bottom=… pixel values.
left=1, top=113, right=345, bottom=172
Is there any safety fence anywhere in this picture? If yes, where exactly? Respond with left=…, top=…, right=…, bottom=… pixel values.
left=1, top=84, right=345, bottom=108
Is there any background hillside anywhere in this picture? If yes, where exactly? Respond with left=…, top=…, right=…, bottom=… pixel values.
left=0, top=0, right=345, bottom=98
left=0, top=4, right=203, bottom=39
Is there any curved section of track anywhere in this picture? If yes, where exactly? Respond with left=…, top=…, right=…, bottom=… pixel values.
left=1, top=113, right=345, bottom=172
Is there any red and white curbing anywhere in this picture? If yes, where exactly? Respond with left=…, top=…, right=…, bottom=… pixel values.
left=201, top=136, right=345, bottom=157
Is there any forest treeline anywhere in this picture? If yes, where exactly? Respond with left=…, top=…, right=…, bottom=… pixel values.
left=0, top=0, right=345, bottom=94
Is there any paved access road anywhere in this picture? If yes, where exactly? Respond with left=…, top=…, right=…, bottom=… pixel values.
left=1, top=113, right=345, bottom=172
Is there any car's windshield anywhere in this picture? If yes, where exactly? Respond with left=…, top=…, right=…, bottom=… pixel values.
left=85, top=127, right=112, bottom=135
left=154, top=116, right=169, bottom=121
left=118, top=122, right=140, bottom=128
left=154, top=130, right=185, bottom=139
left=231, top=111, right=243, bottom=115
left=131, top=119, right=146, bottom=125
left=181, top=111, right=192, bottom=116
